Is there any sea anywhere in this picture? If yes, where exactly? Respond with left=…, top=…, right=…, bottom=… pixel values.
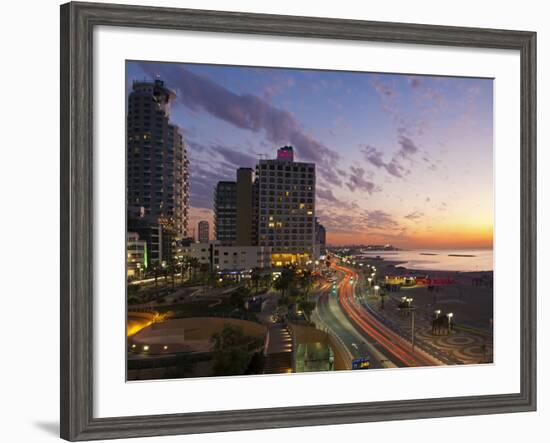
left=359, top=249, right=493, bottom=272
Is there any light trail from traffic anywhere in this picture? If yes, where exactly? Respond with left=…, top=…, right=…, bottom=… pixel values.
left=334, top=263, right=436, bottom=367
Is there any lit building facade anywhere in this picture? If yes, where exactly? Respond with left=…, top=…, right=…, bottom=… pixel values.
left=180, top=242, right=272, bottom=272
left=127, top=232, right=147, bottom=278
left=212, top=244, right=272, bottom=271
left=256, top=146, right=316, bottom=266
left=127, top=79, right=190, bottom=264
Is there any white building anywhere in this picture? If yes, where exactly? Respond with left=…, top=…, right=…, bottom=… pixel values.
left=212, top=244, right=272, bottom=271
left=179, top=242, right=272, bottom=272
left=127, top=232, right=147, bottom=278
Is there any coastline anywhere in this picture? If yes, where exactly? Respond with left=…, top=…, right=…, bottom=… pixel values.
left=360, top=255, right=494, bottom=334
left=370, top=258, right=493, bottom=277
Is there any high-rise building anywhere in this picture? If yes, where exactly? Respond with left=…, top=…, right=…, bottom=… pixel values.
left=214, top=181, right=237, bottom=244
left=236, top=168, right=254, bottom=246
left=315, top=218, right=327, bottom=256
left=127, top=79, right=190, bottom=264
left=257, top=146, right=316, bottom=266
left=198, top=220, right=209, bottom=243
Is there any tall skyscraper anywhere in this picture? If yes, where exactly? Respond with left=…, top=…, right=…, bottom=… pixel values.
left=257, top=146, right=316, bottom=266
left=127, top=78, right=189, bottom=264
left=198, top=220, right=209, bottom=243
left=214, top=181, right=237, bottom=244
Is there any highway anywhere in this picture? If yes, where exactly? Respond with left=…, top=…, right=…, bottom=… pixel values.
left=315, top=289, right=395, bottom=369
left=333, top=263, right=440, bottom=367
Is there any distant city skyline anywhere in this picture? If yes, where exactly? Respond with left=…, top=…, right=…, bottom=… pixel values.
left=127, top=61, right=493, bottom=249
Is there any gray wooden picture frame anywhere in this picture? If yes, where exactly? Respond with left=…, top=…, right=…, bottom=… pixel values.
left=60, top=1, right=537, bottom=441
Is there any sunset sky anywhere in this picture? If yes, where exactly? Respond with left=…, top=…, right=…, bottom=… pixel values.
left=127, top=61, right=493, bottom=249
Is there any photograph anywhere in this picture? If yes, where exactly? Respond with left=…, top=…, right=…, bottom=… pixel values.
left=125, top=60, right=494, bottom=381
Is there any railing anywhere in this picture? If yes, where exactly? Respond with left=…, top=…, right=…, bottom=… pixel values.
left=311, top=310, right=353, bottom=370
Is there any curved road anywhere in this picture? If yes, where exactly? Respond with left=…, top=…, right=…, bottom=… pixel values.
left=334, top=263, right=440, bottom=367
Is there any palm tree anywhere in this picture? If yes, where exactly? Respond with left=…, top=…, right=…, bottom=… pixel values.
left=230, top=286, right=251, bottom=310
left=250, top=268, right=262, bottom=295
left=274, top=266, right=295, bottom=303
left=188, top=257, right=201, bottom=281
left=261, top=274, right=272, bottom=292
left=210, top=325, right=252, bottom=376
left=152, top=263, right=161, bottom=288
left=179, top=261, right=186, bottom=285
left=167, top=261, right=176, bottom=288
left=298, top=269, right=314, bottom=301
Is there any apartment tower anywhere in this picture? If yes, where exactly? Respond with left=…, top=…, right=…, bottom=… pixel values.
left=256, top=146, right=316, bottom=266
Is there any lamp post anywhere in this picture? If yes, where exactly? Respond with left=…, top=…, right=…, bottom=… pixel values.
left=379, top=290, right=386, bottom=310
left=399, top=297, right=416, bottom=353
left=410, top=304, right=416, bottom=353
left=447, top=312, right=454, bottom=333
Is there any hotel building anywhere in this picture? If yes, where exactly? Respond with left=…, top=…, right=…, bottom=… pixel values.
left=256, top=146, right=316, bottom=266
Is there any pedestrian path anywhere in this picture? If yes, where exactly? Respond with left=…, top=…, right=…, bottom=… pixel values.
left=263, top=323, right=293, bottom=374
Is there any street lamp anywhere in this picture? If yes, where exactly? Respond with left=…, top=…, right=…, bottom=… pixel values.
left=374, top=285, right=380, bottom=297
left=398, top=297, right=416, bottom=353
left=367, top=277, right=372, bottom=287
left=447, top=312, right=454, bottom=333
left=434, top=309, right=441, bottom=319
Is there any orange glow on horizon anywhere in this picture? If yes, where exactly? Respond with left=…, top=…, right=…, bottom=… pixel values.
left=327, top=224, right=493, bottom=249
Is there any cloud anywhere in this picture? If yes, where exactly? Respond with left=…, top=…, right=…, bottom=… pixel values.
left=361, top=133, right=421, bottom=179
left=397, top=135, right=419, bottom=157
left=404, top=211, right=424, bottom=222
left=262, top=76, right=295, bottom=100
left=210, top=144, right=257, bottom=169
left=317, top=188, right=340, bottom=203
left=137, top=63, right=340, bottom=181
left=370, top=77, right=396, bottom=97
left=345, top=166, right=376, bottom=193
left=316, top=188, right=359, bottom=212
left=362, top=145, right=408, bottom=178
left=363, top=210, right=398, bottom=229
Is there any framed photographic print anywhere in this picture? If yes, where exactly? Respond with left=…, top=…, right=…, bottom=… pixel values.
left=60, top=1, right=537, bottom=441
